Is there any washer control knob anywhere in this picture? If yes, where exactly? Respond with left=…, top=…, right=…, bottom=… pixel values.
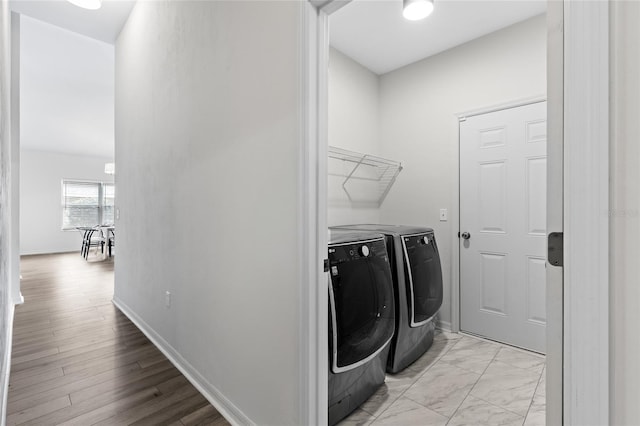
left=359, top=245, right=370, bottom=257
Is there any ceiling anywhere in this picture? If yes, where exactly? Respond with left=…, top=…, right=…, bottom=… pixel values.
left=330, top=0, right=547, bottom=75
left=10, top=0, right=135, bottom=44
left=10, top=0, right=130, bottom=158
left=19, top=15, right=115, bottom=158
left=10, top=0, right=544, bottom=158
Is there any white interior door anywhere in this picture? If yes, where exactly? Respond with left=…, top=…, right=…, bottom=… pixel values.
left=459, top=101, right=547, bottom=353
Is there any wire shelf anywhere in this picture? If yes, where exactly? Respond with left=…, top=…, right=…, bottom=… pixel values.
left=328, top=146, right=403, bottom=206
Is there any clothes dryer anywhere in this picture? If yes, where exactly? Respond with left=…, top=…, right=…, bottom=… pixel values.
left=327, top=230, right=395, bottom=425
left=331, top=225, right=443, bottom=374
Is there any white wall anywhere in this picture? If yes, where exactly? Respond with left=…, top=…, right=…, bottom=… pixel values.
left=11, top=12, right=21, bottom=304
left=610, top=3, right=640, bottom=424
left=0, top=0, right=12, bottom=419
left=19, top=15, right=114, bottom=158
left=328, top=47, right=381, bottom=226
left=19, top=149, right=113, bottom=255
left=377, top=15, right=546, bottom=328
left=114, top=1, right=304, bottom=425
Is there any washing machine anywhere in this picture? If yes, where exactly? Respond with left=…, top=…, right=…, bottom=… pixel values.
left=331, top=225, right=443, bottom=374
left=327, top=230, right=395, bottom=426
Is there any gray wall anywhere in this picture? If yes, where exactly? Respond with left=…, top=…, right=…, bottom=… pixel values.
left=19, top=15, right=115, bottom=158
left=114, top=1, right=304, bottom=424
left=328, top=47, right=381, bottom=226
left=610, top=3, right=640, bottom=424
left=19, top=149, right=113, bottom=255
left=377, top=14, right=546, bottom=328
left=10, top=12, right=20, bottom=305
left=0, top=0, right=12, bottom=419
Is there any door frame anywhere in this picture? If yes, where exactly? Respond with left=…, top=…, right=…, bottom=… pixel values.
left=10, top=12, right=22, bottom=306
left=561, top=2, right=609, bottom=424
left=545, top=3, right=563, bottom=424
left=298, top=3, right=326, bottom=425
left=302, top=1, right=609, bottom=424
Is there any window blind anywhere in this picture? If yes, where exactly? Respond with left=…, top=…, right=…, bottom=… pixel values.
left=62, top=181, right=115, bottom=229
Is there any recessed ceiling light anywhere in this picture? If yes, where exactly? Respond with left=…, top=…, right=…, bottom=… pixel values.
left=67, top=0, right=102, bottom=10
left=403, top=0, right=434, bottom=21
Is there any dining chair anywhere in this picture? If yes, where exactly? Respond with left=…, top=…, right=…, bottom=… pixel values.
left=78, top=227, right=91, bottom=258
left=80, top=227, right=105, bottom=259
left=107, top=228, right=115, bottom=257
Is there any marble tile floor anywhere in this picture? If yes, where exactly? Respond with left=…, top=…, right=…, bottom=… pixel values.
left=338, top=331, right=545, bottom=426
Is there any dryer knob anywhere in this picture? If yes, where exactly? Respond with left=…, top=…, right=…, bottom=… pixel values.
left=423, top=236, right=429, bottom=245
left=359, top=245, right=370, bottom=257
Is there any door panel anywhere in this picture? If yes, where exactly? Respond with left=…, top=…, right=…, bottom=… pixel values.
left=460, top=101, right=547, bottom=353
left=479, top=161, right=507, bottom=233
left=479, top=252, right=507, bottom=315
left=526, top=256, right=546, bottom=325
left=526, top=157, right=547, bottom=235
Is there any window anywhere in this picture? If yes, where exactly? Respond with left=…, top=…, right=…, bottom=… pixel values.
left=102, top=183, right=115, bottom=225
left=62, top=180, right=115, bottom=230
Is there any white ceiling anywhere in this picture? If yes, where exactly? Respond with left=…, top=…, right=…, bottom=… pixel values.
left=10, top=0, right=135, bottom=44
left=11, top=0, right=545, bottom=158
left=19, top=15, right=115, bottom=158
left=330, top=0, right=547, bottom=75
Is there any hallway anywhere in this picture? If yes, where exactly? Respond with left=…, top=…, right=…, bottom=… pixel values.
left=7, top=253, right=229, bottom=426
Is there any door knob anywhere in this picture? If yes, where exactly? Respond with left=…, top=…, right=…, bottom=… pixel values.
left=461, top=232, right=471, bottom=240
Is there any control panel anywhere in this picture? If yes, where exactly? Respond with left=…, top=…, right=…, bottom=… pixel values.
left=403, top=233, right=432, bottom=249
left=328, top=239, right=388, bottom=277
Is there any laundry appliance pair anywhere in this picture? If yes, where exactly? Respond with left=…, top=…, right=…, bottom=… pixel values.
left=327, top=225, right=443, bottom=425
left=335, top=224, right=444, bottom=373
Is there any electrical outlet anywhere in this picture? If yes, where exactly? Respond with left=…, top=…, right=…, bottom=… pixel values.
left=165, top=291, right=171, bottom=308
left=439, top=208, right=448, bottom=221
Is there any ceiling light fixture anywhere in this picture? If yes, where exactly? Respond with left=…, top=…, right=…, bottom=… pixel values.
left=67, top=0, right=102, bottom=10
left=403, top=0, right=434, bottom=21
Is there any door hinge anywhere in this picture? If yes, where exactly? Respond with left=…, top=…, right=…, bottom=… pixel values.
left=548, top=232, right=563, bottom=267
left=323, top=259, right=329, bottom=273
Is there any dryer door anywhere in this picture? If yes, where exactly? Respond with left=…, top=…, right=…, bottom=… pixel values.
left=401, top=233, right=444, bottom=327
left=328, top=240, right=394, bottom=373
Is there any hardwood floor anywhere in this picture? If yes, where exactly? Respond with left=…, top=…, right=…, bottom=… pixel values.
left=7, top=253, right=230, bottom=426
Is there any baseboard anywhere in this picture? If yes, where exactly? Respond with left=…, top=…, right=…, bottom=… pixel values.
left=13, top=292, right=23, bottom=305
left=112, top=297, right=253, bottom=426
left=436, top=319, right=452, bottom=332
left=20, top=249, right=78, bottom=256
left=1, top=303, right=16, bottom=426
